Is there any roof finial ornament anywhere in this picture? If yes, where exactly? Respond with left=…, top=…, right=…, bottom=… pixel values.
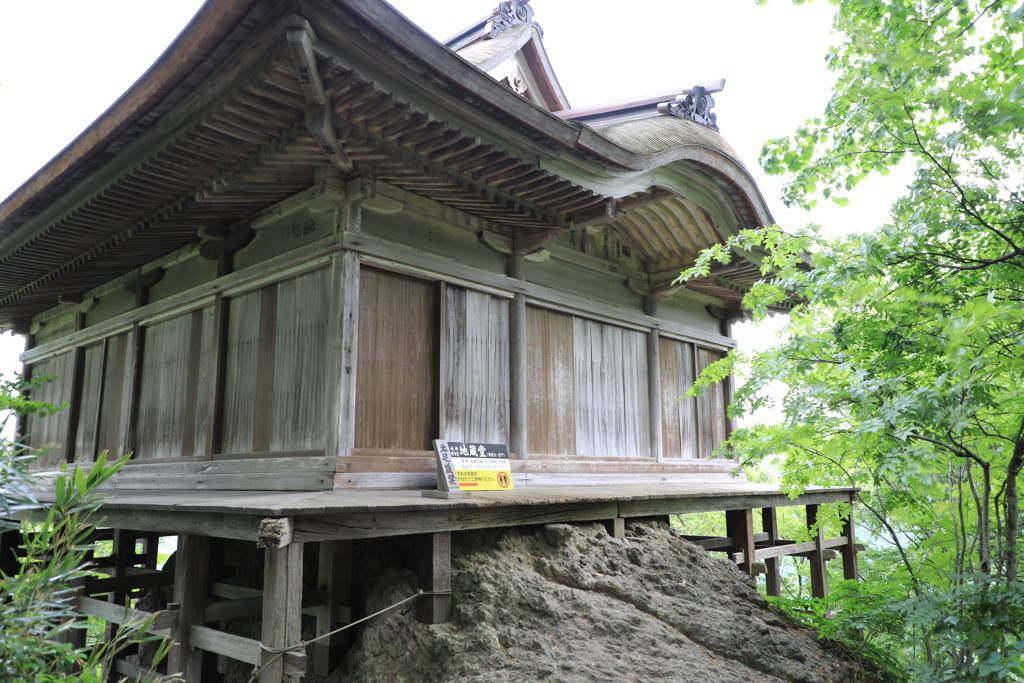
left=657, top=86, right=719, bottom=131
left=489, top=1, right=534, bottom=38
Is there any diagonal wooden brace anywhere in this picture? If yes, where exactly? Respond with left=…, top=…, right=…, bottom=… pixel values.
left=284, top=15, right=353, bottom=174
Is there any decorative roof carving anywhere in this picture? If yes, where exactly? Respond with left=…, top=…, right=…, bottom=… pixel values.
left=490, top=1, right=535, bottom=38
left=657, top=86, right=718, bottom=131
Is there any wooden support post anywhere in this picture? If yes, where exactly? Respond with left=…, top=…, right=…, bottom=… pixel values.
left=62, top=346, right=86, bottom=463
left=108, top=529, right=136, bottom=607
left=169, top=535, right=211, bottom=682
left=644, top=296, right=662, bottom=462
left=261, top=542, right=304, bottom=683
left=725, top=509, right=756, bottom=578
left=314, top=540, right=352, bottom=676
left=603, top=518, right=625, bottom=540
left=416, top=532, right=452, bottom=624
left=117, top=323, right=143, bottom=458
left=205, top=293, right=229, bottom=459
left=326, top=202, right=361, bottom=460
left=103, top=528, right=137, bottom=681
left=806, top=504, right=828, bottom=598
left=841, top=496, right=859, bottom=581
left=762, top=507, right=782, bottom=597
left=508, top=254, right=528, bottom=460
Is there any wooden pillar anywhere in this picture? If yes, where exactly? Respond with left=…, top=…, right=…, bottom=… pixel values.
left=644, top=296, right=662, bottom=462
left=725, top=508, right=756, bottom=578
left=761, top=507, right=782, bottom=597
left=205, top=293, right=229, bottom=459
left=116, top=323, right=143, bottom=458
left=806, top=504, right=828, bottom=598
left=416, top=532, right=452, bottom=624
left=61, top=346, right=86, bottom=463
left=508, top=254, right=528, bottom=460
left=169, top=535, right=211, bottom=682
left=602, top=518, right=625, bottom=540
left=108, top=530, right=136, bottom=607
left=314, top=540, right=352, bottom=676
left=327, top=202, right=361, bottom=460
left=261, top=542, right=304, bottom=683
left=842, top=496, right=859, bottom=581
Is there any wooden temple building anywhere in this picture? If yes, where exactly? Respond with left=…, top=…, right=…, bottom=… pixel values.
left=0, top=1, right=858, bottom=680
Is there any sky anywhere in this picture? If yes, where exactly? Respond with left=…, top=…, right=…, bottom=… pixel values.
left=0, top=0, right=911, bottom=426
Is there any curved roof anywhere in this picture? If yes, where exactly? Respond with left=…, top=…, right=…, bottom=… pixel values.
left=592, top=116, right=744, bottom=167
left=0, top=0, right=779, bottom=323
left=456, top=23, right=533, bottom=69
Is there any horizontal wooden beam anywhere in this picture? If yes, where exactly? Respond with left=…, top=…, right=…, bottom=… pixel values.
left=76, top=596, right=177, bottom=637
left=82, top=510, right=262, bottom=542
left=114, top=658, right=165, bottom=683
left=619, top=489, right=855, bottom=518
left=189, top=625, right=307, bottom=677
left=730, top=536, right=850, bottom=565
left=85, top=572, right=174, bottom=596
left=292, top=502, right=620, bottom=542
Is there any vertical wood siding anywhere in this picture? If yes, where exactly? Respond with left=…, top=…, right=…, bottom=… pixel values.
left=222, top=269, right=330, bottom=455
left=526, top=306, right=576, bottom=455
left=659, top=337, right=698, bottom=458
left=135, top=314, right=191, bottom=459
left=222, top=290, right=261, bottom=454
left=25, top=351, right=74, bottom=468
left=573, top=318, right=650, bottom=458
left=74, top=342, right=106, bottom=461
left=355, top=267, right=438, bottom=451
left=97, top=333, right=129, bottom=459
left=133, top=308, right=214, bottom=460
left=696, top=347, right=729, bottom=457
left=272, top=268, right=329, bottom=451
left=660, top=338, right=728, bottom=458
left=443, top=287, right=509, bottom=444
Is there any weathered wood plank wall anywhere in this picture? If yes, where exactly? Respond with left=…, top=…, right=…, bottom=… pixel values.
left=443, top=287, right=509, bottom=444
left=526, top=307, right=575, bottom=455
left=355, top=267, right=438, bottom=451
left=24, top=351, right=74, bottom=468
left=21, top=183, right=736, bottom=482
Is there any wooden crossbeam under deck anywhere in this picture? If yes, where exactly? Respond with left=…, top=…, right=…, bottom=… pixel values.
left=16, top=484, right=857, bottom=543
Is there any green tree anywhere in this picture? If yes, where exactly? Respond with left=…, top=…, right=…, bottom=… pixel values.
left=685, top=0, right=1024, bottom=679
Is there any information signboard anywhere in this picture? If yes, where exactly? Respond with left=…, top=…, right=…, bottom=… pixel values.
left=432, top=440, right=514, bottom=492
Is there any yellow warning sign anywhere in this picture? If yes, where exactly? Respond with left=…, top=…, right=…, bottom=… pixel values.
left=454, top=468, right=514, bottom=491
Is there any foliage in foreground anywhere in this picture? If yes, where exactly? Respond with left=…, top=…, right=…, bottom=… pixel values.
left=684, top=0, right=1024, bottom=679
left=0, top=374, right=175, bottom=681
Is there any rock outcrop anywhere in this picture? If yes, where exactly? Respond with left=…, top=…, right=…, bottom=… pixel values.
left=329, top=520, right=884, bottom=683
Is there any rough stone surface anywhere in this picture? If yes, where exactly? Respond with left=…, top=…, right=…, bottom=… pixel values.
left=327, top=520, right=884, bottom=683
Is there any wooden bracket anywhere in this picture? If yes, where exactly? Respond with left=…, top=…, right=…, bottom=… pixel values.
left=197, top=224, right=229, bottom=242
left=124, top=268, right=164, bottom=294
left=346, top=170, right=376, bottom=205
left=199, top=226, right=254, bottom=260
left=284, top=15, right=354, bottom=174
left=57, top=292, right=84, bottom=305
left=513, top=231, right=556, bottom=255
left=625, top=277, right=649, bottom=296
left=478, top=229, right=512, bottom=255
left=257, top=517, right=294, bottom=549
left=9, top=318, right=31, bottom=336
left=566, top=198, right=618, bottom=231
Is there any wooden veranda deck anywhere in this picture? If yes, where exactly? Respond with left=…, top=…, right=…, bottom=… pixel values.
left=4, top=483, right=860, bottom=682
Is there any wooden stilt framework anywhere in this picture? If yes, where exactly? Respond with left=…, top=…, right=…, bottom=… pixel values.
left=3, top=485, right=859, bottom=682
